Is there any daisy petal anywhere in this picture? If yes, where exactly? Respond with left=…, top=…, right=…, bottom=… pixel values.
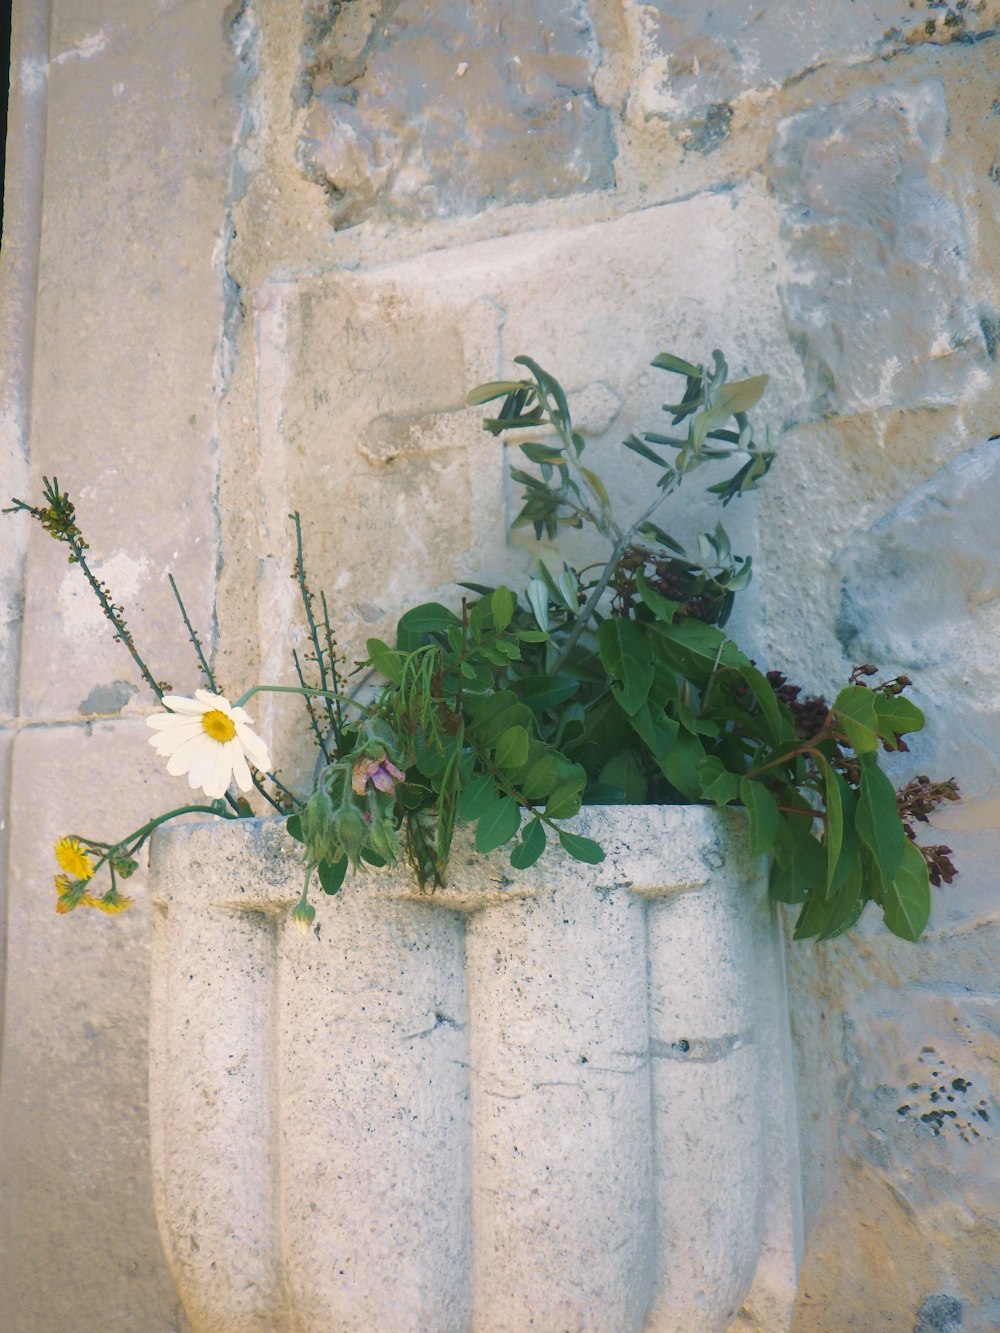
left=162, top=695, right=210, bottom=715
left=230, top=744, right=253, bottom=793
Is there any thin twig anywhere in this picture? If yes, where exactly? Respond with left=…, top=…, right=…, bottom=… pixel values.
left=168, top=574, right=217, bottom=692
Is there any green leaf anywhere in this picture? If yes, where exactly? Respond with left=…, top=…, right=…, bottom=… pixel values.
left=317, top=855, right=349, bottom=895
left=475, top=797, right=522, bottom=854
left=365, top=637, right=404, bottom=684
left=515, top=355, right=572, bottom=428
left=526, top=579, right=549, bottom=632
left=733, top=664, right=790, bottom=746
left=697, top=757, right=741, bottom=806
left=623, top=434, right=669, bottom=467
left=396, top=602, right=460, bottom=652
left=597, top=618, right=654, bottom=716
left=818, top=854, right=865, bottom=940
left=546, top=771, right=586, bottom=820
left=580, top=466, right=609, bottom=508
left=519, top=751, right=561, bottom=800
left=557, top=830, right=606, bottom=865
left=855, top=751, right=905, bottom=891
left=650, top=619, right=746, bottom=681
left=770, top=818, right=826, bottom=903
left=495, top=725, right=530, bottom=771
left=740, top=778, right=780, bottom=856
left=873, top=693, right=925, bottom=749
left=286, top=813, right=304, bottom=843
left=635, top=570, right=681, bottom=624
left=516, top=674, right=579, bottom=713
left=651, top=351, right=700, bottom=377
left=654, top=728, right=705, bottom=800
left=627, top=703, right=677, bottom=760
left=520, top=441, right=565, bottom=464
left=471, top=699, right=535, bottom=748
left=457, top=774, right=499, bottom=822
left=599, top=750, right=648, bottom=803
left=490, top=585, right=515, bottom=632
left=706, top=374, right=769, bottom=426
left=510, top=818, right=547, bottom=870
left=814, top=754, right=843, bottom=893
left=466, top=379, right=530, bottom=406
left=832, top=686, right=879, bottom=754
left=792, top=891, right=837, bottom=940
left=882, top=838, right=931, bottom=942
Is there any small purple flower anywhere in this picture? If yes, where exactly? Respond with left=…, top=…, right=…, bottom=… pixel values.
left=351, top=753, right=406, bottom=796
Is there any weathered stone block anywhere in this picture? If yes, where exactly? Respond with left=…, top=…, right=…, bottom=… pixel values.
left=0, top=718, right=195, bottom=1333
left=769, top=82, right=987, bottom=417
left=625, top=0, right=1000, bottom=125
left=297, top=0, right=615, bottom=225
left=836, top=440, right=1000, bottom=671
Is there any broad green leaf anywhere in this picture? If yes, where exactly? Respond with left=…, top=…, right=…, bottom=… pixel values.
left=882, top=838, right=931, bottom=942
left=286, top=813, right=304, bottom=843
left=873, top=693, right=925, bottom=749
left=833, top=686, right=879, bottom=754
left=514, top=628, right=549, bottom=643
left=635, top=569, right=681, bottom=624
left=491, top=585, right=515, bottom=632
left=473, top=701, right=535, bottom=748
left=519, top=751, right=561, bottom=800
left=495, top=725, right=530, bottom=771
left=317, top=855, right=349, bottom=895
left=733, top=664, right=790, bottom=746
left=599, top=750, right=648, bottom=803
left=650, top=619, right=747, bottom=681
left=396, top=602, right=460, bottom=652
left=510, top=818, right=547, bottom=870
left=627, top=703, right=677, bottom=759
left=814, top=754, right=843, bottom=893
left=855, top=751, right=905, bottom=890
left=516, top=674, right=579, bottom=712
left=365, top=637, right=404, bottom=684
left=818, top=854, right=865, bottom=940
left=597, top=618, right=654, bottom=716
left=558, top=830, right=606, bottom=865
left=475, top=797, right=521, bottom=854
left=466, top=379, right=529, bottom=406
left=740, top=778, right=780, bottom=857
left=770, top=818, right=826, bottom=904
left=654, top=728, right=705, bottom=800
left=526, top=579, right=549, bottom=632
left=546, top=772, right=586, bottom=820
left=697, top=757, right=741, bottom=806
left=458, top=774, right=499, bottom=822
left=792, top=891, right=837, bottom=940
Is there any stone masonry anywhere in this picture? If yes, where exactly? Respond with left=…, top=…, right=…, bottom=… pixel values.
left=2, top=1, right=999, bottom=1330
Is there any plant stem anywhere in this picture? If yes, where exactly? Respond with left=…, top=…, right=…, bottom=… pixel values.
left=234, top=683, right=368, bottom=711
left=168, top=574, right=217, bottom=692
left=550, top=488, right=674, bottom=674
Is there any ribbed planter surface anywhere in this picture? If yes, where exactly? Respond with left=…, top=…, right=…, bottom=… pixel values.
left=149, top=806, right=800, bottom=1332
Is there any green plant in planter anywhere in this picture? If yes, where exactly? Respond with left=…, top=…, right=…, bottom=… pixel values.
left=6, top=350, right=958, bottom=943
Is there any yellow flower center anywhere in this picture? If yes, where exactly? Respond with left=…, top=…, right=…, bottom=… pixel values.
left=201, top=709, right=237, bottom=743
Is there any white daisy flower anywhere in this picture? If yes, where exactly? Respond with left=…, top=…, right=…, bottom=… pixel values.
left=147, top=690, right=272, bottom=800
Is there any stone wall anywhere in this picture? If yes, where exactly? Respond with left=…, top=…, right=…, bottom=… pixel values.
left=1, top=1, right=998, bottom=1329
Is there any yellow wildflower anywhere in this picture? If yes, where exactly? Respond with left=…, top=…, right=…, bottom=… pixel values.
left=54, top=836, right=94, bottom=881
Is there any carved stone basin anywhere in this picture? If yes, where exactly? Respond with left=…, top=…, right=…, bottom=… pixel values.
left=149, top=806, right=801, bottom=1332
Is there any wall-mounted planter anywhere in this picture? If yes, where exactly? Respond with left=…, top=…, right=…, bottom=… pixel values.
left=149, top=806, right=801, bottom=1332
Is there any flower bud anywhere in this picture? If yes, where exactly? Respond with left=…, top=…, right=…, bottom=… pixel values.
left=291, top=900, right=316, bottom=936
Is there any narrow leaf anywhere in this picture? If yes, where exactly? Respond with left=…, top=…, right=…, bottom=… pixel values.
left=740, top=778, right=780, bottom=857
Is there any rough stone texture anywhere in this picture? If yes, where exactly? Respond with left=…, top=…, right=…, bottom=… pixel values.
left=3, top=0, right=1000, bottom=1328
left=248, top=185, right=796, bottom=780
left=296, top=0, right=615, bottom=226
left=624, top=0, right=1000, bottom=126
left=0, top=720, right=193, bottom=1333
left=769, top=80, right=988, bottom=418
left=149, top=807, right=800, bottom=1332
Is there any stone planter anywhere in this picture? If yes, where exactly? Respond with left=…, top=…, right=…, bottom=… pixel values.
left=149, top=806, right=801, bottom=1332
